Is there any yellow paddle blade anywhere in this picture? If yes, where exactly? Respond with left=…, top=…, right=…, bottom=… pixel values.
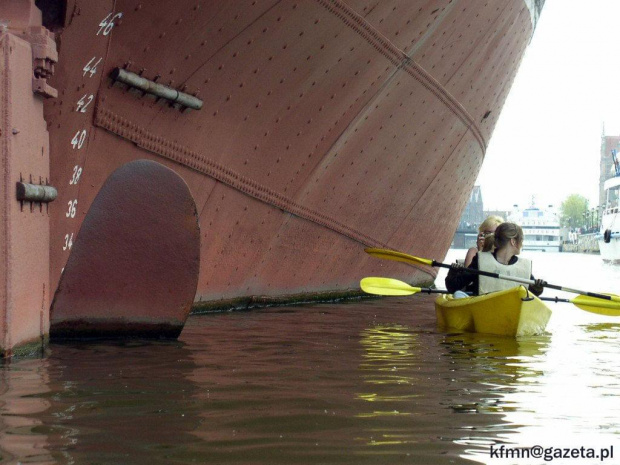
left=364, top=248, right=433, bottom=267
left=572, top=294, right=620, bottom=316
left=360, top=277, right=421, bottom=296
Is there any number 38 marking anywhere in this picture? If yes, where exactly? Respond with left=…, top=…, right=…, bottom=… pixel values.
left=70, top=166, right=83, bottom=185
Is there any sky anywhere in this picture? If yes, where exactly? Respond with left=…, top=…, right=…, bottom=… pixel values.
left=476, top=0, right=620, bottom=212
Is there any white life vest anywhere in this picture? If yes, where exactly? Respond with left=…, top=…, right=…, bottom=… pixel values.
left=477, top=251, right=532, bottom=294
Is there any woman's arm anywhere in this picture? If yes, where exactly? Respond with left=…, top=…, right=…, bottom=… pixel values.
left=528, top=275, right=545, bottom=296
left=446, top=255, right=478, bottom=294
left=464, top=247, right=478, bottom=267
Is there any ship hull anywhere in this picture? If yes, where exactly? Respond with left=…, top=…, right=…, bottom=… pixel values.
left=1, top=0, right=543, bottom=345
left=599, top=176, right=620, bottom=263
left=599, top=238, right=620, bottom=263
left=599, top=213, right=620, bottom=263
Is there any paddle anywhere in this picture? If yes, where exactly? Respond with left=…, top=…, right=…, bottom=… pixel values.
left=539, top=295, right=620, bottom=316
left=360, top=277, right=620, bottom=316
left=360, top=277, right=451, bottom=296
left=365, top=247, right=620, bottom=303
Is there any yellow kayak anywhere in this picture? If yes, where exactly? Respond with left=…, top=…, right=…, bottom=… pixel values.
left=435, top=286, right=552, bottom=337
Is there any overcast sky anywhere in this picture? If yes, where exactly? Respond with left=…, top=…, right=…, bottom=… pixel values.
left=476, top=0, right=620, bottom=212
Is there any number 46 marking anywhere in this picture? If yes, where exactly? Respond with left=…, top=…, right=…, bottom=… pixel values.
left=97, top=12, right=123, bottom=36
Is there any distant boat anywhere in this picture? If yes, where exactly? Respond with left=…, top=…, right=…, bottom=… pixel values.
left=509, top=203, right=561, bottom=252
left=599, top=151, right=620, bottom=263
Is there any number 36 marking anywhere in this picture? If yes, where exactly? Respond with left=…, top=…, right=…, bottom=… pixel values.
left=66, top=200, right=77, bottom=218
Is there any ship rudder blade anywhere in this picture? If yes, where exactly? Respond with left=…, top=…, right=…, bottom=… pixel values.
left=50, top=160, right=200, bottom=340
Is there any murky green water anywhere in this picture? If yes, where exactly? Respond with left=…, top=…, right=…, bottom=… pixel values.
left=2, top=251, right=620, bottom=464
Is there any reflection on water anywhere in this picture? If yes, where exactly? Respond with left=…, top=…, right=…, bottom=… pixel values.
left=1, top=341, right=201, bottom=464
left=0, top=252, right=619, bottom=464
left=0, top=358, right=53, bottom=464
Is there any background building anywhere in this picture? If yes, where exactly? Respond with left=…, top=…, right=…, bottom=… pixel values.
left=600, top=133, right=620, bottom=208
left=452, top=187, right=484, bottom=249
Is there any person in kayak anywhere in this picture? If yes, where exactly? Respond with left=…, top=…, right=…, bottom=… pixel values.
left=463, top=215, right=504, bottom=267
left=446, top=222, right=546, bottom=297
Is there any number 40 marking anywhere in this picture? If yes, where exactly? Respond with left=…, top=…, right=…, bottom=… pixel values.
left=71, top=130, right=87, bottom=149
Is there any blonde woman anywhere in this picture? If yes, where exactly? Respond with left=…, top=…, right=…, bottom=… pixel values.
left=463, top=215, right=504, bottom=267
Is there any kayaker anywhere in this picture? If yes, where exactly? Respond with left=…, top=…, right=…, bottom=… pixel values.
left=463, top=215, right=504, bottom=267
left=446, top=222, right=546, bottom=297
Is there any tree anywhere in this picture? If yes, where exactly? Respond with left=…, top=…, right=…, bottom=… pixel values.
left=560, top=194, right=588, bottom=229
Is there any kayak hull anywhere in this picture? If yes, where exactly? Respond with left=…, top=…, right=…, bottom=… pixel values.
left=435, top=287, right=551, bottom=337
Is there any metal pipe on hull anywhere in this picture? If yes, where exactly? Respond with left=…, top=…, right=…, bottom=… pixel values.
left=110, top=68, right=203, bottom=110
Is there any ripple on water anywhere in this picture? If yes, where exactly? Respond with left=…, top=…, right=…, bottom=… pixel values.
left=0, top=252, right=619, bottom=463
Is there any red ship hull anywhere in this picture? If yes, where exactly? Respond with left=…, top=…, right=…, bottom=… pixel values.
left=0, top=0, right=542, bottom=352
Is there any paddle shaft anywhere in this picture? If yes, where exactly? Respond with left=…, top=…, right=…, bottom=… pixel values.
left=433, top=260, right=614, bottom=301
left=539, top=296, right=571, bottom=304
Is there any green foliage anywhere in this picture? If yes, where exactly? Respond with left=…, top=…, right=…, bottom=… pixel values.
left=560, top=194, right=589, bottom=228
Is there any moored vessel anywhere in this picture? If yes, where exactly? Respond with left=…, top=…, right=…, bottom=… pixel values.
left=0, top=0, right=545, bottom=354
left=508, top=202, right=560, bottom=252
left=599, top=155, right=620, bottom=263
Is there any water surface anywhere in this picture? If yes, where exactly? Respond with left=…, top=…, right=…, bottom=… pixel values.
left=1, top=251, right=619, bottom=464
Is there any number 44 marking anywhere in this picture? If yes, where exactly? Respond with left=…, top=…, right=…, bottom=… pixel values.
left=83, top=57, right=102, bottom=78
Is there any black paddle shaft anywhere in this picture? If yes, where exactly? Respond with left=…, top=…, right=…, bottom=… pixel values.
left=435, top=260, right=613, bottom=301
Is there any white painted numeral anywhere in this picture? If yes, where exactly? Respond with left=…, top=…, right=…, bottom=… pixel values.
left=63, top=233, right=74, bottom=251
left=83, top=57, right=103, bottom=78
left=69, top=166, right=83, bottom=185
left=66, top=200, right=78, bottom=218
left=97, top=12, right=123, bottom=36
left=71, top=130, right=87, bottom=149
left=76, top=94, right=94, bottom=113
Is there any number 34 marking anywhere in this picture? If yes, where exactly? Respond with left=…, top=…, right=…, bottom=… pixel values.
left=63, top=233, right=73, bottom=251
